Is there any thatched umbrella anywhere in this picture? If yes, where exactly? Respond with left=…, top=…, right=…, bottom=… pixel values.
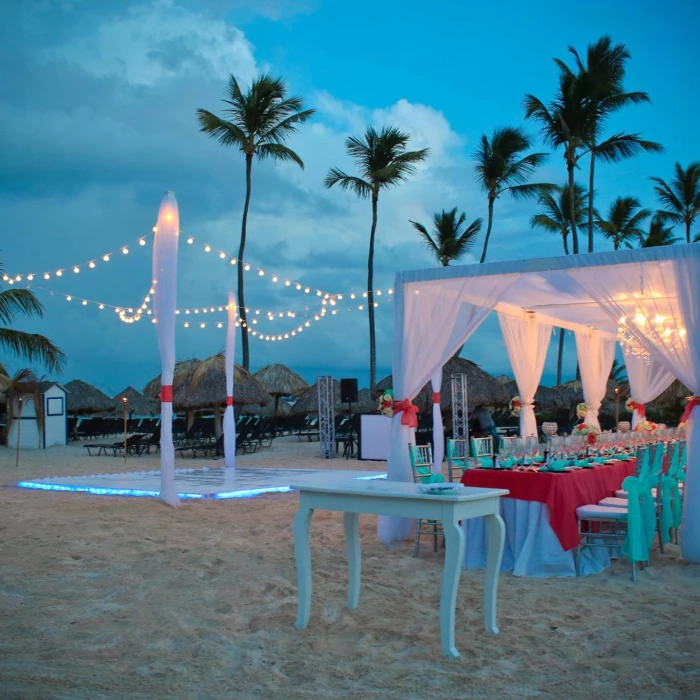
left=648, top=379, right=692, bottom=412
left=375, top=357, right=509, bottom=413
left=254, top=363, right=309, bottom=419
left=499, top=378, right=565, bottom=411
left=292, top=380, right=376, bottom=414
left=144, top=355, right=271, bottom=409
left=65, top=379, right=117, bottom=415
left=244, top=400, right=293, bottom=417
left=113, top=386, right=158, bottom=416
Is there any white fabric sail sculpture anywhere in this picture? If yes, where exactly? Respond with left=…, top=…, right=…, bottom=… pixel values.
left=430, top=371, right=443, bottom=474
left=153, top=191, right=180, bottom=506
left=224, top=291, right=237, bottom=467
left=379, top=272, right=516, bottom=544
left=574, top=329, right=615, bottom=431
left=624, top=353, right=675, bottom=428
left=498, top=312, right=552, bottom=437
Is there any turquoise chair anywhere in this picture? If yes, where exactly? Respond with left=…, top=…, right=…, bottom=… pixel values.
left=408, top=443, right=444, bottom=556
left=446, top=438, right=468, bottom=482
left=471, top=436, right=494, bottom=467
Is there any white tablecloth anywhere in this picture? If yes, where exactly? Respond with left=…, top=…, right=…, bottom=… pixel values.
left=461, top=497, right=616, bottom=578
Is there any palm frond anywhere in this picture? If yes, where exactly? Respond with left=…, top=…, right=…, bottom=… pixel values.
left=410, top=220, right=439, bottom=255
left=0, top=328, right=66, bottom=374
left=323, top=169, right=372, bottom=198
left=596, top=133, right=664, bottom=163
left=508, top=182, right=557, bottom=200
left=0, top=288, right=44, bottom=325
left=256, top=108, right=316, bottom=145
left=196, top=110, right=248, bottom=148
left=256, top=142, right=305, bottom=169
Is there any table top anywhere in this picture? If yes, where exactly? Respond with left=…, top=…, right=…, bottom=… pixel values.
left=291, top=478, right=509, bottom=502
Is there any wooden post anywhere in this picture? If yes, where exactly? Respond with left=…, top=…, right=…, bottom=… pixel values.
left=15, top=396, right=22, bottom=469
left=122, top=398, right=129, bottom=463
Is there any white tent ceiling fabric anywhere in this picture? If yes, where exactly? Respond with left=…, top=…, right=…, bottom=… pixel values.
left=382, top=244, right=700, bottom=563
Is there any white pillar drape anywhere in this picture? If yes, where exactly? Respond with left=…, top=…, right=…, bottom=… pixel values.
left=574, top=329, right=615, bottom=430
left=379, top=272, right=517, bottom=544
left=623, top=352, right=676, bottom=428
left=431, top=371, right=443, bottom=474
left=569, top=246, right=700, bottom=562
left=153, top=191, right=180, bottom=506
left=224, top=291, right=237, bottom=468
left=498, top=312, right=552, bottom=438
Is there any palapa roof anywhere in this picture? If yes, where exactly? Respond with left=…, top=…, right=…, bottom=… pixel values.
left=65, top=379, right=117, bottom=414
left=253, top=363, right=309, bottom=397
left=551, top=379, right=621, bottom=407
left=113, top=386, right=158, bottom=415
left=243, top=400, right=293, bottom=417
left=376, top=357, right=509, bottom=412
left=499, top=378, right=565, bottom=410
left=143, top=354, right=271, bottom=408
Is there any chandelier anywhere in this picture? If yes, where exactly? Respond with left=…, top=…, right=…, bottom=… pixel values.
left=617, top=312, right=686, bottom=363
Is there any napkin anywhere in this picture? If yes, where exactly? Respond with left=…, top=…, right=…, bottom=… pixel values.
left=499, top=457, right=515, bottom=467
left=574, top=459, right=592, bottom=467
left=592, top=457, right=607, bottom=463
left=549, top=460, right=569, bottom=471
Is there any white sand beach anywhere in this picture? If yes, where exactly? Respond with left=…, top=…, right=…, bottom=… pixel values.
left=1, top=438, right=699, bottom=699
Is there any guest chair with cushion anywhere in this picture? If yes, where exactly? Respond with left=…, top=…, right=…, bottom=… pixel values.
left=471, top=436, right=494, bottom=467
left=408, top=443, right=444, bottom=556
left=446, top=438, right=469, bottom=482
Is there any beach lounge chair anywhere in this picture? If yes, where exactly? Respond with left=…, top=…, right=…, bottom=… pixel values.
left=84, top=434, right=147, bottom=456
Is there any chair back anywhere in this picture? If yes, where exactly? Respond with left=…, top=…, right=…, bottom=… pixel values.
left=408, top=443, right=433, bottom=484
left=471, top=436, right=494, bottom=467
left=446, top=439, right=468, bottom=482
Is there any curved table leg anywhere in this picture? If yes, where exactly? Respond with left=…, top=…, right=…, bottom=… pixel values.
left=484, top=513, right=505, bottom=634
left=293, top=505, right=314, bottom=629
left=344, top=512, right=361, bottom=609
left=440, top=519, right=464, bottom=659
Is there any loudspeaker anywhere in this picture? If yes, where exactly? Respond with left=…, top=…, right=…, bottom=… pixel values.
left=340, top=378, right=358, bottom=404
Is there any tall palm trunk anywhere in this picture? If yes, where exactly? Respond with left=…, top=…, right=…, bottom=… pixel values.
left=238, top=154, right=253, bottom=370
left=555, top=331, right=564, bottom=386
left=479, top=196, right=495, bottom=263
left=562, top=233, right=570, bottom=255
left=686, top=221, right=691, bottom=244
left=567, top=160, right=579, bottom=254
left=367, top=193, right=379, bottom=392
left=587, top=147, right=596, bottom=253
left=15, top=398, right=22, bottom=468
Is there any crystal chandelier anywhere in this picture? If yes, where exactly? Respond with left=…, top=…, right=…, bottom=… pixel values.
left=617, top=312, right=686, bottom=363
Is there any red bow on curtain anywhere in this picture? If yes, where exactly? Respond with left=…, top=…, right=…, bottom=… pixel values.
left=225, top=396, right=234, bottom=406
left=680, top=396, right=700, bottom=424
left=432, top=392, right=441, bottom=404
left=393, top=399, right=419, bottom=428
left=160, top=385, right=173, bottom=402
left=629, top=400, right=646, bottom=418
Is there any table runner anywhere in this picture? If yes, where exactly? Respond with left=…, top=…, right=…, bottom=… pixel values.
left=461, top=460, right=635, bottom=551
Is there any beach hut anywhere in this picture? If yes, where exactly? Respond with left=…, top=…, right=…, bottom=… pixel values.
left=5, top=381, right=68, bottom=448
left=292, top=379, right=376, bottom=414
left=113, top=386, right=157, bottom=416
left=144, top=354, right=271, bottom=436
left=64, top=379, right=117, bottom=415
left=254, top=363, right=309, bottom=419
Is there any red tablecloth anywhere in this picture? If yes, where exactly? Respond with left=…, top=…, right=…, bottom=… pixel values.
left=461, top=460, right=636, bottom=551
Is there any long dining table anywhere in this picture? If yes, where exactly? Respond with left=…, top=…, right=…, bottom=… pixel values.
left=460, top=459, right=636, bottom=577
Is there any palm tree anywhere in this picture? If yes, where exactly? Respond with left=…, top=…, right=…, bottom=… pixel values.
left=325, top=126, right=429, bottom=390
left=0, top=271, right=65, bottom=373
left=7, top=367, right=37, bottom=467
left=530, top=182, right=588, bottom=384
left=560, top=36, right=663, bottom=252
left=610, top=358, right=627, bottom=383
left=525, top=69, right=588, bottom=254
left=474, top=127, right=552, bottom=263
left=410, top=208, right=482, bottom=266
left=595, top=196, right=650, bottom=250
left=530, top=182, right=588, bottom=256
left=197, top=74, right=314, bottom=369
left=640, top=215, right=680, bottom=247
left=650, top=162, right=700, bottom=243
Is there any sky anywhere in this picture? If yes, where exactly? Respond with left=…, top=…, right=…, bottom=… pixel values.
left=2, top=0, right=699, bottom=395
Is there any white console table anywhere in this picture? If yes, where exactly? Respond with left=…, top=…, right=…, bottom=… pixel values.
left=290, top=479, right=508, bottom=659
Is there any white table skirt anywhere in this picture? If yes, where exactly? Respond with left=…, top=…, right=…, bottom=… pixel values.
left=461, top=497, right=616, bottom=578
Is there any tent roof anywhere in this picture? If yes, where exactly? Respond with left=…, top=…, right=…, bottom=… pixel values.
left=397, top=244, right=696, bottom=338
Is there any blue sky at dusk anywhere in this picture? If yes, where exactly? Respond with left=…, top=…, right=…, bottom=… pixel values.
left=2, top=0, right=699, bottom=395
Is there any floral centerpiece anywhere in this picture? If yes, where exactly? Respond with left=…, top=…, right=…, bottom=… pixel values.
left=634, top=420, right=658, bottom=433
left=573, top=422, right=601, bottom=444
left=377, top=389, right=394, bottom=418
left=576, top=402, right=587, bottom=420
left=509, top=395, right=522, bottom=417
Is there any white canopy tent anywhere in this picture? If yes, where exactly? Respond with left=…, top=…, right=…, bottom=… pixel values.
left=379, top=245, right=700, bottom=563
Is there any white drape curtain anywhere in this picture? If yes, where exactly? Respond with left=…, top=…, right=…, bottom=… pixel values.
left=153, top=191, right=180, bottom=506
left=224, top=291, right=237, bottom=468
left=379, top=273, right=517, bottom=544
left=569, top=246, right=700, bottom=562
left=574, top=329, right=616, bottom=430
left=498, top=312, right=552, bottom=437
left=623, top=353, right=675, bottom=428
left=431, top=371, right=443, bottom=474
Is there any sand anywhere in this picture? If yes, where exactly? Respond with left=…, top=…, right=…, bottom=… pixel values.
left=1, top=437, right=699, bottom=699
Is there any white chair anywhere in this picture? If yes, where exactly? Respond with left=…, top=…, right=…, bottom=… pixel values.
left=408, top=443, right=443, bottom=556
left=446, top=438, right=468, bottom=482
left=471, top=436, right=494, bottom=467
